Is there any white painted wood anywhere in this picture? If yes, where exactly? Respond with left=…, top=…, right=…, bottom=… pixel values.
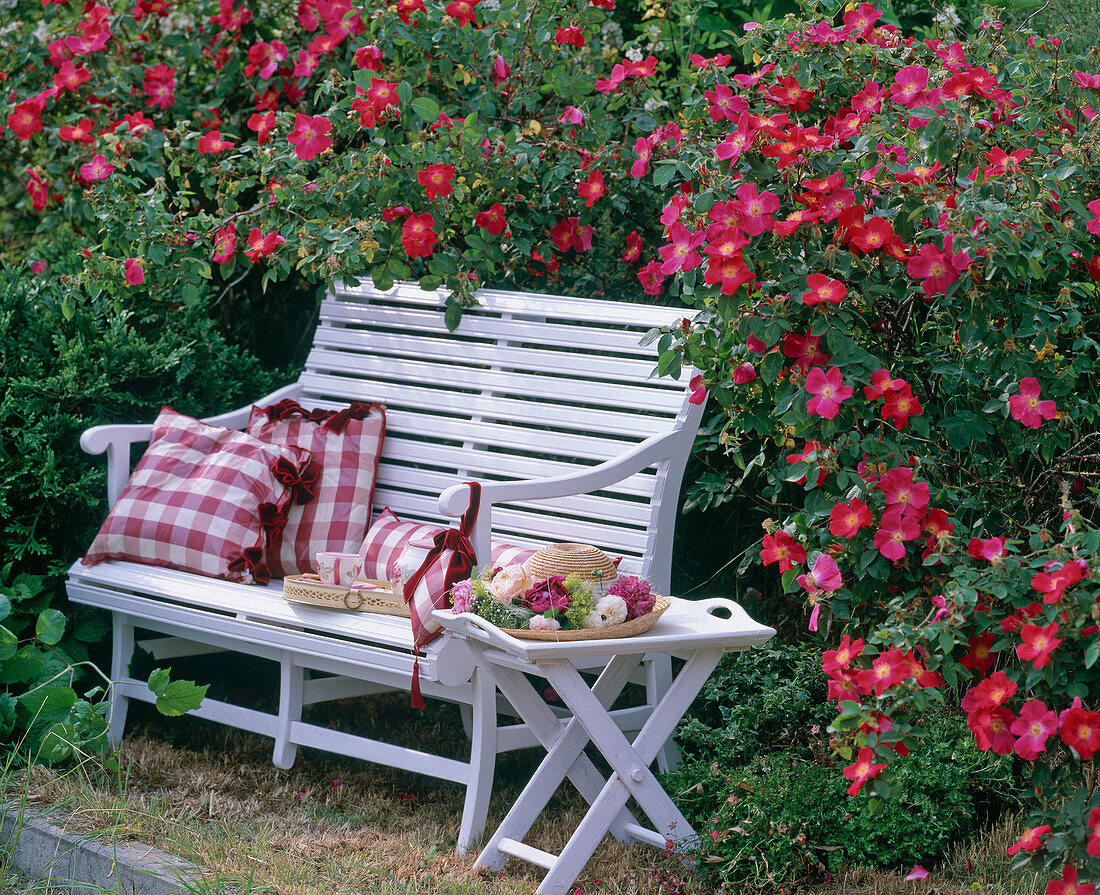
left=68, top=279, right=714, bottom=854
left=108, top=614, right=133, bottom=746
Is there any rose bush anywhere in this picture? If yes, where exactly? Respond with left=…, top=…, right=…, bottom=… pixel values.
left=632, top=3, right=1100, bottom=888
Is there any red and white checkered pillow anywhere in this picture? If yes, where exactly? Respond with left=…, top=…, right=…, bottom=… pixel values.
left=246, top=399, right=386, bottom=578
left=83, top=408, right=312, bottom=584
left=359, top=508, right=537, bottom=582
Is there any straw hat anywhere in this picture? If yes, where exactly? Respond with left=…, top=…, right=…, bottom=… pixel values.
left=526, top=543, right=619, bottom=590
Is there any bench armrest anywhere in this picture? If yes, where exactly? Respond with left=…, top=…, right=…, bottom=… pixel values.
left=437, top=426, right=696, bottom=581
left=81, top=383, right=303, bottom=506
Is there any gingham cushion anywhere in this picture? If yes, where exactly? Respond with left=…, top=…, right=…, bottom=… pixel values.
left=359, top=508, right=537, bottom=581
left=82, top=408, right=311, bottom=584
left=246, top=399, right=386, bottom=578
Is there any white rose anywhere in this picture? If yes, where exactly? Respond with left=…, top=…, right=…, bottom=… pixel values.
left=528, top=615, right=561, bottom=633
left=581, top=595, right=628, bottom=629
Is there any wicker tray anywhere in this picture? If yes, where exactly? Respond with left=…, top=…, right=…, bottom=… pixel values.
left=502, top=597, right=670, bottom=641
left=283, top=575, right=409, bottom=616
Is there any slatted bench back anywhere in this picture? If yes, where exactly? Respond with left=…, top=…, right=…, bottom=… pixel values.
left=300, top=281, right=701, bottom=589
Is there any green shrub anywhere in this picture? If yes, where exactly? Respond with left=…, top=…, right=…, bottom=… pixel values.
left=666, top=716, right=1021, bottom=890
left=0, top=266, right=281, bottom=580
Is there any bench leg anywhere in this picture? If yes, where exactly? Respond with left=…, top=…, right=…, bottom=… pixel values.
left=273, top=654, right=303, bottom=770
left=108, top=614, right=134, bottom=748
left=646, top=653, right=681, bottom=772
left=457, top=664, right=497, bottom=855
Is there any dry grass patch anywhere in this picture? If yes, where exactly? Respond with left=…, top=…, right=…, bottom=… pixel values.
left=1, top=695, right=1043, bottom=895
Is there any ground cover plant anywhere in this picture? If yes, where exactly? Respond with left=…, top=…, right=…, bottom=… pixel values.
left=2, top=0, right=1099, bottom=890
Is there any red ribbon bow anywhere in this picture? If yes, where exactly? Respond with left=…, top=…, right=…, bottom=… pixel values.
left=228, top=545, right=270, bottom=585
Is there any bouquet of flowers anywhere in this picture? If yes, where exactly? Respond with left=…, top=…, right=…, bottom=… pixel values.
left=451, top=562, right=657, bottom=633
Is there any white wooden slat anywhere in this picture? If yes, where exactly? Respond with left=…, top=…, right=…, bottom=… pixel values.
left=370, top=489, right=650, bottom=552
left=334, top=281, right=687, bottom=328
left=296, top=369, right=670, bottom=437
left=319, top=303, right=664, bottom=357
left=373, top=468, right=654, bottom=527
left=311, top=428, right=660, bottom=500
left=313, top=327, right=670, bottom=385
left=301, top=356, right=685, bottom=414
left=295, top=395, right=640, bottom=463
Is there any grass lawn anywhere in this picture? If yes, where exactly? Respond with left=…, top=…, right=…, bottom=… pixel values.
left=1, top=693, right=1044, bottom=895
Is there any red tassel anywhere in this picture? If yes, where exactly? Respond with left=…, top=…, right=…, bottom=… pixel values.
left=410, top=657, right=425, bottom=710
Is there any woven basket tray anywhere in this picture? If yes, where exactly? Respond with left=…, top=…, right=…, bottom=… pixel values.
left=283, top=575, right=408, bottom=616
left=503, top=597, right=669, bottom=641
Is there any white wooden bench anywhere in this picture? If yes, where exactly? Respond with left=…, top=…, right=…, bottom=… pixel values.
left=65, top=280, right=705, bottom=853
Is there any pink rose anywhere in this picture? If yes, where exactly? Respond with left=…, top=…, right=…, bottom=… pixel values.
left=524, top=575, right=570, bottom=613
left=450, top=579, right=474, bottom=614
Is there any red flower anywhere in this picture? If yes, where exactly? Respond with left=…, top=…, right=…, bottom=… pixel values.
left=25, top=169, right=49, bottom=213
left=967, top=536, right=1005, bottom=562
left=245, top=40, right=289, bottom=79
left=1007, top=825, right=1051, bottom=855
left=704, top=83, right=748, bottom=122
left=620, top=231, right=642, bottom=264
left=365, top=77, right=400, bottom=111
left=796, top=553, right=842, bottom=595
left=873, top=510, right=921, bottom=561
left=444, top=0, right=479, bottom=27
left=142, top=64, right=176, bottom=110
left=875, top=466, right=929, bottom=518
left=418, top=163, right=456, bottom=200
left=1087, top=809, right=1100, bottom=857
left=524, top=576, right=569, bottom=613
left=577, top=170, right=606, bottom=207
left=1059, top=702, right=1100, bottom=760
left=198, top=131, right=235, bottom=153
left=843, top=747, right=886, bottom=796
left=822, top=634, right=863, bottom=675
left=80, top=153, right=115, bottom=182
left=782, top=332, right=829, bottom=369
left=637, top=261, right=665, bottom=296
left=244, top=228, right=285, bottom=262
left=967, top=706, right=1017, bottom=754
left=1009, top=377, right=1057, bottom=429
left=354, top=45, right=384, bottom=71
left=492, top=55, right=510, bottom=86
left=890, top=64, right=929, bottom=107
left=731, top=183, right=779, bottom=235
left=59, top=117, right=95, bottom=144
left=856, top=648, right=911, bottom=696
left=288, top=114, right=332, bottom=161
left=474, top=203, right=507, bottom=236
left=1087, top=198, right=1100, bottom=236
left=805, top=366, right=853, bottom=419
left=959, top=632, right=996, bottom=676
left=659, top=223, right=705, bottom=275
left=1010, top=699, right=1059, bottom=761
left=688, top=374, right=707, bottom=406
left=731, top=362, right=757, bottom=384
left=764, top=75, right=815, bottom=111
left=760, top=531, right=805, bottom=573
left=802, top=273, right=846, bottom=306
left=248, top=111, right=276, bottom=145
left=212, top=225, right=237, bottom=264
left=7, top=98, right=45, bottom=140
left=881, top=385, right=922, bottom=428
left=554, top=26, right=585, bottom=48
left=1016, top=622, right=1062, bottom=669
left=829, top=498, right=873, bottom=538
left=961, top=671, right=1017, bottom=714
left=123, top=258, right=144, bottom=286
left=401, top=213, right=438, bottom=258
left=1032, top=560, right=1089, bottom=604
left=53, top=61, right=91, bottom=93
left=906, top=235, right=971, bottom=299
left=395, top=0, right=426, bottom=24
left=1045, top=865, right=1095, bottom=895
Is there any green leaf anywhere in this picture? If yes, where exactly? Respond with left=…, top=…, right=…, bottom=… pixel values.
left=652, top=161, right=679, bottom=187
left=1086, top=639, right=1100, bottom=670
left=444, top=301, right=463, bottom=332
left=147, top=667, right=171, bottom=696
left=154, top=679, right=209, bottom=717
left=35, top=609, right=66, bottom=646
left=411, top=96, right=440, bottom=122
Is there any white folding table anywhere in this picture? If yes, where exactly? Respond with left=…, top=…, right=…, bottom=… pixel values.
left=434, top=597, right=776, bottom=895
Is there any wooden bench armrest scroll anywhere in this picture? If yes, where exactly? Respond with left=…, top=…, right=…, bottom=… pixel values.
left=438, top=425, right=696, bottom=574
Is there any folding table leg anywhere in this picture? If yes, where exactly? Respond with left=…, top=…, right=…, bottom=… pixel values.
left=532, top=650, right=722, bottom=895
left=457, top=664, right=497, bottom=854
left=108, top=613, right=134, bottom=747
left=476, top=654, right=643, bottom=873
